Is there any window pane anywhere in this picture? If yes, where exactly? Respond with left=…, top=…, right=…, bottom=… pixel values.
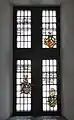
left=17, top=10, right=31, bottom=48
left=42, top=10, right=57, bottom=48
left=16, top=60, right=31, bottom=112
left=42, top=59, right=57, bottom=111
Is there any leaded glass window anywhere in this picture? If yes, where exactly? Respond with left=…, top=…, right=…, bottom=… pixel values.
left=42, top=59, right=57, bottom=111
left=13, top=6, right=60, bottom=116
left=42, top=10, right=57, bottom=48
left=17, top=10, right=31, bottom=48
left=16, top=60, right=31, bottom=112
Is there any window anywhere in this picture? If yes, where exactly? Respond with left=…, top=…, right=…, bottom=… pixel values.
left=42, top=59, right=57, bottom=111
left=16, top=60, right=31, bottom=112
left=13, top=6, right=61, bottom=116
left=17, top=10, right=31, bottom=48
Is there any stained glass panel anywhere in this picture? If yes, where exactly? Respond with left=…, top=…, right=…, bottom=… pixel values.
left=16, top=60, right=31, bottom=111
left=42, top=10, right=57, bottom=48
left=42, top=60, right=57, bottom=111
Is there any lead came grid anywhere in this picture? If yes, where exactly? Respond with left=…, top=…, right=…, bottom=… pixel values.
left=42, top=60, right=57, bottom=111
left=42, top=10, right=57, bottom=48
left=17, top=10, right=31, bottom=48
left=16, top=60, right=31, bottom=111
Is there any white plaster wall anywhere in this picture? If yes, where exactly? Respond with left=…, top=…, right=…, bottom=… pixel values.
left=0, top=0, right=74, bottom=120
left=0, top=0, right=13, bottom=119
left=61, top=1, right=74, bottom=120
